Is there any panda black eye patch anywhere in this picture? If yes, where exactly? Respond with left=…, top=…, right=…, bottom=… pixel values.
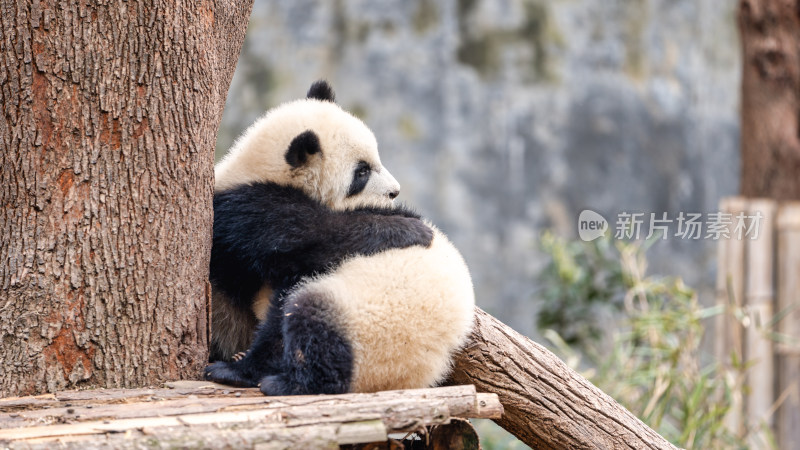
left=347, top=161, right=371, bottom=197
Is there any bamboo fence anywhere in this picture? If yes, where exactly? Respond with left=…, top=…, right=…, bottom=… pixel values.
left=716, top=197, right=800, bottom=449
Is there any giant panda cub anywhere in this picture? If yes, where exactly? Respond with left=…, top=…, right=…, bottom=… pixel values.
left=206, top=81, right=475, bottom=395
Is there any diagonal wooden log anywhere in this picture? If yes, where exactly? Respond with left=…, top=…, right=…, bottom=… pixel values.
left=447, top=308, right=678, bottom=449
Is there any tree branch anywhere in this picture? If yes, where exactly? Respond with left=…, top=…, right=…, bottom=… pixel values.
left=447, top=308, right=678, bottom=449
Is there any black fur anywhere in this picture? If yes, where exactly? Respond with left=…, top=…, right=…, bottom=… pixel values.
left=306, top=80, right=336, bottom=102
left=207, top=181, right=431, bottom=359
left=259, top=292, right=353, bottom=395
left=205, top=290, right=354, bottom=394
left=209, top=182, right=430, bottom=311
left=285, top=130, right=321, bottom=168
left=204, top=293, right=288, bottom=386
left=347, top=161, right=371, bottom=197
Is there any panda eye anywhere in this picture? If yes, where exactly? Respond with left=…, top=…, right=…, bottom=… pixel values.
left=348, top=162, right=373, bottom=197
left=356, top=164, right=371, bottom=178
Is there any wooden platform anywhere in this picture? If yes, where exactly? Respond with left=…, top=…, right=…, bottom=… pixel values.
left=0, top=382, right=502, bottom=449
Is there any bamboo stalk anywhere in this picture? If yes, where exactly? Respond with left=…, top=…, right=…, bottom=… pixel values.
left=744, top=199, right=776, bottom=434
left=719, top=196, right=749, bottom=435
left=776, top=204, right=800, bottom=450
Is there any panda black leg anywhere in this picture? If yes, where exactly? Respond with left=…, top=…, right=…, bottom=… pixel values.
left=204, top=295, right=288, bottom=386
left=259, top=290, right=353, bottom=396
left=204, top=331, right=282, bottom=387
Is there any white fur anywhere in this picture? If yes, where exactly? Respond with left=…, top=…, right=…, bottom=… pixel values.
left=252, top=285, right=273, bottom=321
left=291, top=224, right=475, bottom=392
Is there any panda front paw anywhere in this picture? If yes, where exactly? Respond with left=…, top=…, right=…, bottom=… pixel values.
left=203, top=361, right=257, bottom=388
left=400, top=217, right=434, bottom=248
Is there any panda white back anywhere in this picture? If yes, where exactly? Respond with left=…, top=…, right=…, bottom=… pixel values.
left=295, top=224, right=474, bottom=392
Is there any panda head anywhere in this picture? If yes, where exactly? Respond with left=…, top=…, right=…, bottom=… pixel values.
left=215, top=81, right=401, bottom=210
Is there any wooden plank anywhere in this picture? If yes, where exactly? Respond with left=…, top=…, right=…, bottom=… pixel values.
left=0, top=400, right=441, bottom=440
left=745, top=199, right=776, bottom=432
left=776, top=204, right=800, bottom=450
left=0, top=384, right=497, bottom=430
left=0, top=383, right=478, bottom=413
left=0, top=381, right=258, bottom=413
left=0, top=384, right=501, bottom=447
left=7, top=421, right=378, bottom=449
left=474, top=393, right=503, bottom=419
left=336, top=420, right=389, bottom=445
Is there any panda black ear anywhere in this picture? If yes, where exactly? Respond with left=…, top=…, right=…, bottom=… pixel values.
left=307, top=80, right=336, bottom=103
left=285, top=130, right=321, bottom=168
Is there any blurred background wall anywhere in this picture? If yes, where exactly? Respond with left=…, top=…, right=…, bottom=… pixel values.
left=215, top=0, right=741, bottom=336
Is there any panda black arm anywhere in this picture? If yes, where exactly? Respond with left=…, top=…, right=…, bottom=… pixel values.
left=211, top=182, right=432, bottom=292
left=347, top=203, right=423, bottom=219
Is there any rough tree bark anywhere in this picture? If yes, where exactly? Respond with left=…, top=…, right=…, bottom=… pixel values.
left=739, top=0, right=800, bottom=200
left=0, top=0, right=253, bottom=396
left=447, top=308, right=677, bottom=449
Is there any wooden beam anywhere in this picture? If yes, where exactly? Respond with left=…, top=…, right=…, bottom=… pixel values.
left=0, top=384, right=501, bottom=448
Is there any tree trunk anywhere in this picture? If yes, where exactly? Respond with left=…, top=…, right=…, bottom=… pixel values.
left=0, top=0, right=253, bottom=397
left=739, top=0, right=800, bottom=199
left=447, top=308, right=677, bottom=449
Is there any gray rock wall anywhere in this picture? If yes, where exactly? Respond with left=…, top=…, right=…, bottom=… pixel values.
left=216, top=0, right=741, bottom=335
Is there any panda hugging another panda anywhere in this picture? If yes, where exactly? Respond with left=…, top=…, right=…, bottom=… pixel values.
left=205, top=81, right=475, bottom=396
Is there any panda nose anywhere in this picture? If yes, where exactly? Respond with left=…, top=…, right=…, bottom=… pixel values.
left=388, top=189, right=399, bottom=200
